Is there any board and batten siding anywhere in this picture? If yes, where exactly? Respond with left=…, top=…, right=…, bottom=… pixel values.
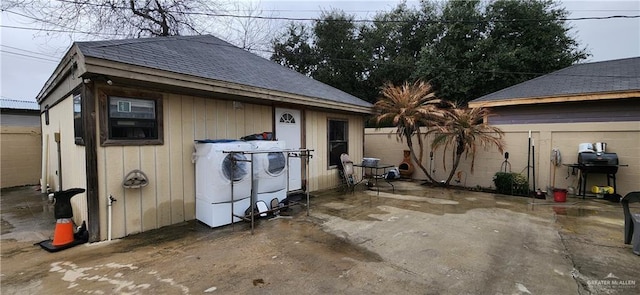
left=97, top=91, right=273, bottom=240
left=305, top=110, right=365, bottom=191
left=40, top=95, right=88, bottom=226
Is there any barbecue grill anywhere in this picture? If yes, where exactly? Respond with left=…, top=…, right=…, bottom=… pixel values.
left=578, top=152, right=619, bottom=174
left=569, top=152, right=623, bottom=198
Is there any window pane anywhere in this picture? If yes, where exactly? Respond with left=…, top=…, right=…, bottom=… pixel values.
left=109, top=97, right=155, bottom=119
left=73, top=94, right=84, bottom=144
left=329, top=120, right=346, bottom=141
left=107, top=96, right=158, bottom=140
left=328, top=119, right=348, bottom=167
left=329, top=142, right=347, bottom=167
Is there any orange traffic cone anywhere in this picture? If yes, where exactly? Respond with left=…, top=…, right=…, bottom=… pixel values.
left=52, top=218, right=75, bottom=246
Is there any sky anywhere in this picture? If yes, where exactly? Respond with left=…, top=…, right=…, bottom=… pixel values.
left=1, top=0, right=639, bottom=103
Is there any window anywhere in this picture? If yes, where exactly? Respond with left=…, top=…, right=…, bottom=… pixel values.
left=100, top=91, right=163, bottom=146
left=328, top=119, right=348, bottom=168
left=73, top=94, right=84, bottom=145
left=279, top=112, right=296, bottom=124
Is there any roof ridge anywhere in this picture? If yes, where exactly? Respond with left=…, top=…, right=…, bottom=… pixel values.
left=78, top=34, right=214, bottom=49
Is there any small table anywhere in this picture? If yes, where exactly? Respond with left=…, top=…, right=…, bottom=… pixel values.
left=354, top=163, right=395, bottom=195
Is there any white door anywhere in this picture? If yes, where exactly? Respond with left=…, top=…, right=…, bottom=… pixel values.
left=275, top=108, right=302, bottom=191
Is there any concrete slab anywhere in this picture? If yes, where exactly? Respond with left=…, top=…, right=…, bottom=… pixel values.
left=1, top=182, right=639, bottom=294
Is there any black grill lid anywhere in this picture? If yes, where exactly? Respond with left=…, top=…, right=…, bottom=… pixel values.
left=578, top=152, right=618, bottom=166
left=577, top=152, right=620, bottom=174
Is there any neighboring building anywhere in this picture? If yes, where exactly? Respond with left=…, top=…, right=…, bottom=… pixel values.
left=366, top=57, right=639, bottom=195
left=468, top=57, right=639, bottom=195
left=0, top=99, right=41, bottom=188
left=37, top=35, right=372, bottom=241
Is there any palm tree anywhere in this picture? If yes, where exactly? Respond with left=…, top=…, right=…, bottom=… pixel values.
left=428, top=106, right=505, bottom=186
left=372, top=81, right=447, bottom=184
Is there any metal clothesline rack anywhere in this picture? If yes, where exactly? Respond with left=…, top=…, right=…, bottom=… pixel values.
left=225, top=148, right=314, bottom=234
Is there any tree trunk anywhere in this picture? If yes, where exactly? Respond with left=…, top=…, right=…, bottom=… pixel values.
left=406, top=134, right=438, bottom=184
left=444, top=140, right=465, bottom=186
left=445, top=151, right=463, bottom=186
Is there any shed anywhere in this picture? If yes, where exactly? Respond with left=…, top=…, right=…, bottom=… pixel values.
left=0, top=99, right=41, bottom=188
left=37, top=35, right=373, bottom=241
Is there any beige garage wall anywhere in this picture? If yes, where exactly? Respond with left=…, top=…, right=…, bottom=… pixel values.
left=304, top=111, right=364, bottom=191
left=40, top=95, right=88, bottom=227
left=0, top=126, right=42, bottom=188
left=365, top=121, right=639, bottom=195
left=96, top=91, right=273, bottom=240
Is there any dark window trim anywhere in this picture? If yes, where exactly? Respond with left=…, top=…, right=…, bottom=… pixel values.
left=44, top=105, right=50, bottom=125
left=99, top=88, right=164, bottom=146
left=327, top=118, right=349, bottom=169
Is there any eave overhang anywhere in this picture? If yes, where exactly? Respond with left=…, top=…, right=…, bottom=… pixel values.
left=469, top=91, right=640, bottom=108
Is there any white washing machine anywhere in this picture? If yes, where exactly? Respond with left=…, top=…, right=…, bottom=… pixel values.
left=194, top=140, right=253, bottom=227
left=249, top=140, right=288, bottom=204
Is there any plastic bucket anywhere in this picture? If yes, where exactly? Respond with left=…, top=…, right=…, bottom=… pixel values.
left=553, top=189, right=567, bottom=202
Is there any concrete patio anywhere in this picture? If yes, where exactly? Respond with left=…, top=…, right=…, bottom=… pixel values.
left=1, top=182, right=638, bottom=294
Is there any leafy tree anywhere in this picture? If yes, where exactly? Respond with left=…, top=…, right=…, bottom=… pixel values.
left=428, top=106, right=505, bottom=186
left=270, top=23, right=317, bottom=76
left=270, top=2, right=441, bottom=103
left=478, top=0, right=588, bottom=94
left=415, top=0, right=588, bottom=105
left=312, top=10, right=365, bottom=99
left=414, top=0, right=487, bottom=105
left=271, top=11, right=365, bottom=98
left=372, top=81, right=449, bottom=184
left=359, top=1, right=439, bottom=102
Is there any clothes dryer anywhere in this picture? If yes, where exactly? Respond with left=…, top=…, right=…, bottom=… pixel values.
left=249, top=140, right=288, bottom=204
left=193, top=140, right=253, bottom=227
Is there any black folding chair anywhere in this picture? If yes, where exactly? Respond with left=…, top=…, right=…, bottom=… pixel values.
left=621, top=191, right=640, bottom=255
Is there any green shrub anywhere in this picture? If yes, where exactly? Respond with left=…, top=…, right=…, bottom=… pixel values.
left=493, top=172, right=529, bottom=196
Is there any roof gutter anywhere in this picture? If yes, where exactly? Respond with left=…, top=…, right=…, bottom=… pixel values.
left=82, top=58, right=373, bottom=114
left=468, top=90, right=640, bottom=108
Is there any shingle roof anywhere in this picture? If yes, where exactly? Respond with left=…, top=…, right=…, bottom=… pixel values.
left=75, top=35, right=372, bottom=109
left=0, top=99, right=39, bottom=110
left=471, top=57, right=640, bottom=103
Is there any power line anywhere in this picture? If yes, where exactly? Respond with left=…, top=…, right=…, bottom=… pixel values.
left=0, top=49, right=60, bottom=62
left=1, top=44, right=62, bottom=59
left=0, top=23, right=124, bottom=37
left=42, top=1, right=640, bottom=23
left=1, top=10, right=122, bottom=37
left=2, top=22, right=636, bottom=79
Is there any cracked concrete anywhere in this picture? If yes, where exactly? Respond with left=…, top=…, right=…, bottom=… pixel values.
left=1, top=182, right=639, bottom=294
